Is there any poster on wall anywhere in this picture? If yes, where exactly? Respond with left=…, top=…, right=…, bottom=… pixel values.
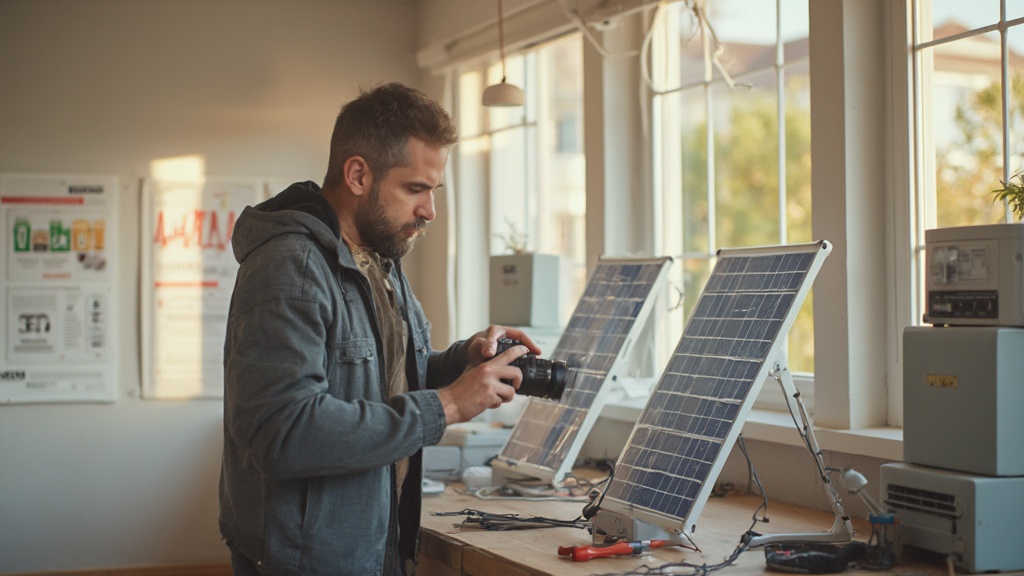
left=141, top=178, right=267, bottom=400
left=0, top=173, right=119, bottom=404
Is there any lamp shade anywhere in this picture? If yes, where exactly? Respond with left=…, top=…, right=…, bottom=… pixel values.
left=482, top=81, right=524, bottom=107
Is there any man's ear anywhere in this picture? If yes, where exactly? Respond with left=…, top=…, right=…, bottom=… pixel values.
left=343, top=156, right=372, bottom=197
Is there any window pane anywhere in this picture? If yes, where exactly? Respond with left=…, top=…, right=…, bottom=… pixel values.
left=1011, top=26, right=1024, bottom=184
left=536, top=35, right=586, bottom=324
left=930, top=0, right=1000, bottom=41
left=680, top=258, right=711, bottom=326
left=929, top=37, right=1007, bottom=227
left=1009, top=0, right=1024, bottom=21
left=678, top=4, right=705, bottom=88
left=785, top=59, right=812, bottom=244
left=779, top=0, right=809, bottom=43
left=713, top=69, right=781, bottom=249
left=789, top=288, right=815, bottom=373
left=678, top=88, right=709, bottom=255
left=707, top=0, right=777, bottom=80
left=489, top=128, right=528, bottom=254
left=458, top=70, right=484, bottom=137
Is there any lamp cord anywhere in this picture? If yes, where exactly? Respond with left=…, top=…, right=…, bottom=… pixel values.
left=497, top=0, right=509, bottom=82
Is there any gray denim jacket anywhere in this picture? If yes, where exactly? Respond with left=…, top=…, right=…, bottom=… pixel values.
left=219, top=182, right=467, bottom=575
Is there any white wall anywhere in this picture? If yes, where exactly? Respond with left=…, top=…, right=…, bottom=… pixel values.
left=0, top=1, right=420, bottom=572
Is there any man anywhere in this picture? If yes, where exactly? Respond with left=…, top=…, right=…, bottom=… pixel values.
left=219, top=83, right=539, bottom=576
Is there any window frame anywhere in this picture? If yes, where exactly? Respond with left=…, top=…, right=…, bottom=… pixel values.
left=650, top=0, right=817, bottom=412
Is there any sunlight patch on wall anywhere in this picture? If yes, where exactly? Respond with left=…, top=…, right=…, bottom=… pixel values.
left=149, top=155, right=207, bottom=183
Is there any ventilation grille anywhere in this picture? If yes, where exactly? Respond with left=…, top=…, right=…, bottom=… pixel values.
left=885, top=482, right=959, bottom=519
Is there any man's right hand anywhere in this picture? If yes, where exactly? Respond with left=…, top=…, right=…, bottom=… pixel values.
left=436, top=343, right=529, bottom=424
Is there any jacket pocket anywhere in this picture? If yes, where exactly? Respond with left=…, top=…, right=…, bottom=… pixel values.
left=336, top=338, right=375, bottom=363
left=329, top=338, right=379, bottom=401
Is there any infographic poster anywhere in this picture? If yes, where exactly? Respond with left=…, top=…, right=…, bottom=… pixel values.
left=0, top=173, right=119, bottom=403
left=141, top=178, right=266, bottom=399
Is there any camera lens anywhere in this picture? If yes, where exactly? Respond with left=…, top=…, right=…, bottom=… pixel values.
left=496, top=338, right=567, bottom=401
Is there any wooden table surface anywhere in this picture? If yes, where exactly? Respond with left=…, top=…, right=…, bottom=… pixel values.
left=418, top=483, right=955, bottom=576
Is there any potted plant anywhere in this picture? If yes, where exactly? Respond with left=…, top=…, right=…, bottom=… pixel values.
left=992, top=171, right=1024, bottom=220
left=493, top=218, right=528, bottom=254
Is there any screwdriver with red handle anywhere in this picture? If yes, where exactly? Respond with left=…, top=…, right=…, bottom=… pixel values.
left=557, top=539, right=672, bottom=562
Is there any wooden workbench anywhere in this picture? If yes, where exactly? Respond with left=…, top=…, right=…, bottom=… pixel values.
left=418, top=484, right=950, bottom=576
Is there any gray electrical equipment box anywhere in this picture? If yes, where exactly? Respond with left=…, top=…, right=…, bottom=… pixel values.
left=924, top=223, right=1024, bottom=326
left=903, top=326, right=1024, bottom=476
left=488, top=253, right=560, bottom=327
left=880, top=462, right=1024, bottom=573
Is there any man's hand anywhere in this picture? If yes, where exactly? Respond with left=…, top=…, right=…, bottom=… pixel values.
left=437, top=343, right=529, bottom=424
left=463, top=325, right=542, bottom=366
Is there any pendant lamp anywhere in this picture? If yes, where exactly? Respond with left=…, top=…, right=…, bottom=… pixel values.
left=482, top=0, right=525, bottom=107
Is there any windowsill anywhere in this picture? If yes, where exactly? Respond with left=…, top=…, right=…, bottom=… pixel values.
left=600, top=397, right=903, bottom=462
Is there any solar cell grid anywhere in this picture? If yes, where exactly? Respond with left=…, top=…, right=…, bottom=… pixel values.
left=492, top=257, right=672, bottom=485
left=596, top=242, right=830, bottom=539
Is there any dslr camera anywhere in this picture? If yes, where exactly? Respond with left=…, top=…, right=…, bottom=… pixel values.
left=495, top=337, right=567, bottom=400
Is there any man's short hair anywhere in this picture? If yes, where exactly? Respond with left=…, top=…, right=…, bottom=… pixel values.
left=323, top=83, right=458, bottom=191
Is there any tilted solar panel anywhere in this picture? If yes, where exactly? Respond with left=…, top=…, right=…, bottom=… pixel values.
left=593, top=241, right=831, bottom=542
left=491, top=256, right=673, bottom=487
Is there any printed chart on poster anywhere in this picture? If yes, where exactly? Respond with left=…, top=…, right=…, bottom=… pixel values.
left=0, top=173, right=119, bottom=403
left=142, top=178, right=266, bottom=399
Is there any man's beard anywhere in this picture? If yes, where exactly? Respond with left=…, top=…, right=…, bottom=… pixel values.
left=354, top=184, right=428, bottom=260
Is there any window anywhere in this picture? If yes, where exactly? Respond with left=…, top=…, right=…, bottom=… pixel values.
left=653, top=0, right=813, bottom=397
left=453, top=34, right=586, bottom=337
left=912, top=0, right=1024, bottom=319
left=434, top=0, right=921, bottom=444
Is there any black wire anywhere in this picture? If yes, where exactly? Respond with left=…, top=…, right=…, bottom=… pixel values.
left=433, top=508, right=590, bottom=531
left=737, top=434, right=769, bottom=525
left=580, top=465, right=615, bottom=520
left=585, top=435, right=770, bottom=576
left=584, top=533, right=753, bottom=576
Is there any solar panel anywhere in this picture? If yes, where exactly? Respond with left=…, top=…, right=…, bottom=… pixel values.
left=491, top=256, right=673, bottom=487
left=592, top=241, right=831, bottom=543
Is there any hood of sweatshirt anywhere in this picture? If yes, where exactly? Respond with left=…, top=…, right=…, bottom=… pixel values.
left=231, top=181, right=342, bottom=265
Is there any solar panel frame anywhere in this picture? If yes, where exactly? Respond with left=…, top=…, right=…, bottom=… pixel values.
left=491, top=256, right=673, bottom=487
left=593, top=241, right=831, bottom=542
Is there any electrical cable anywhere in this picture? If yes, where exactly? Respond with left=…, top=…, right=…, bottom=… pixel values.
left=553, top=0, right=649, bottom=59
left=638, top=0, right=754, bottom=96
left=737, top=434, right=770, bottom=526
left=456, top=485, right=591, bottom=502
left=585, top=433, right=770, bottom=576
left=777, top=375, right=845, bottom=511
left=433, top=508, right=590, bottom=531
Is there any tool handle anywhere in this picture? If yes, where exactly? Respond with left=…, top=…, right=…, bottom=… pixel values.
left=570, top=540, right=671, bottom=562
left=572, top=541, right=636, bottom=561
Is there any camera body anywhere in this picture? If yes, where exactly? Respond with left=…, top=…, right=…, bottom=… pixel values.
left=495, top=337, right=567, bottom=400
